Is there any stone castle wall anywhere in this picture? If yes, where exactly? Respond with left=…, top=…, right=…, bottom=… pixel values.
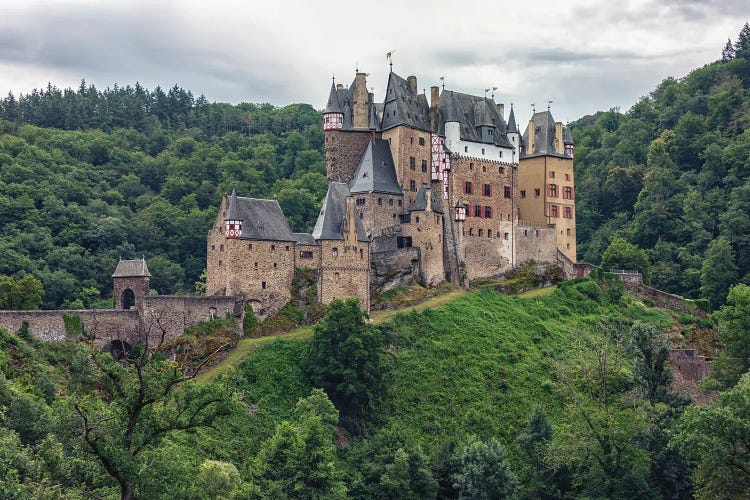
left=458, top=220, right=514, bottom=281
left=318, top=240, right=371, bottom=310
left=294, top=243, right=320, bottom=269
left=514, top=224, right=558, bottom=265
left=401, top=211, right=445, bottom=286
left=0, top=309, right=140, bottom=346
left=669, top=349, right=714, bottom=404
left=381, top=127, right=432, bottom=207
left=141, top=295, right=241, bottom=340
left=370, top=247, right=421, bottom=295
left=356, top=192, right=404, bottom=238
left=325, top=129, right=374, bottom=183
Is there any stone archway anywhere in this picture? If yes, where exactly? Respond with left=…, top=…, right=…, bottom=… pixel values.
left=121, top=289, right=136, bottom=310
left=109, top=340, right=132, bottom=361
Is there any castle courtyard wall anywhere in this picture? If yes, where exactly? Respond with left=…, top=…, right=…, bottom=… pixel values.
left=514, top=224, right=558, bottom=265
left=0, top=309, right=140, bottom=346
left=318, top=240, right=370, bottom=310
left=401, top=211, right=445, bottom=286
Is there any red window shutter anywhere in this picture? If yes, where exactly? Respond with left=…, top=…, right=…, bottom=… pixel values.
left=571, top=187, right=575, bottom=199
left=546, top=184, right=551, bottom=197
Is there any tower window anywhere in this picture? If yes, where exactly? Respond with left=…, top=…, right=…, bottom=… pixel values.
left=419, top=137, right=425, bottom=146
left=356, top=198, right=366, bottom=206
left=465, top=181, right=473, bottom=194
left=549, top=184, right=558, bottom=197
left=410, top=180, right=416, bottom=192
left=564, top=206, right=572, bottom=219
left=378, top=197, right=383, bottom=205
left=485, top=206, right=492, bottom=218
left=421, top=159, right=428, bottom=172
left=389, top=198, right=394, bottom=206
left=520, top=190, right=526, bottom=198
left=550, top=171, right=555, bottom=178
left=483, top=184, right=491, bottom=196
left=504, top=186, right=512, bottom=198
left=410, top=157, right=416, bottom=170
left=474, top=205, right=482, bottom=217
left=482, top=148, right=485, bottom=155
left=482, top=165, right=486, bottom=173
left=220, top=244, right=224, bottom=252
left=285, top=245, right=290, bottom=251
left=262, top=281, right=266, bottom=289
left=499, top=167, right=504, bottom=174
left=534, top=188, right=541, bottom=197
left=332, top=247, right=338, bottom=257
left=271, top=244, right=276, bottom=251
left=464, top=146, right=468, bottom=153
left=565, top=173, right=571, bottom=181
left=479, top=229, right=484, bottom=237
left=254, top=262, right=258, bottom=269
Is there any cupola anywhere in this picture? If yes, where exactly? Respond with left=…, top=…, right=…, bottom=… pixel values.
left=224, top=189, right=242, bottom=239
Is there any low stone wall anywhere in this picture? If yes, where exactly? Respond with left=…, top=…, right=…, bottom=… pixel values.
left=634, top=284, right=708, bottom=318
left=669, top=349, right=715, bottom=404
left=0, top=309, right=140, bottom=343
left=370, top=247, right=421, bottom=296
left=142, top=295, right=241, bottom=339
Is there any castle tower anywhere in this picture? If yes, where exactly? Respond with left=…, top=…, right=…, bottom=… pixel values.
left=563, top=124, right=575, bottom=158
left=224, top=188, right=242, bottom=239
left=112, top=258, right=151, bottom=311
left=517, top=110, right=576, bottom=262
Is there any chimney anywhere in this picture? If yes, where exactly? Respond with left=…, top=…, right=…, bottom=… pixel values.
left=346, top=196, right=357, bottom=241
left=407, top=75, right=418, bottom=95
left=336, top=84, right=343, bottom=91
left=555, top=122, right=564, bottom=154
left=430, top=86, right=440, bottom=132
left=528, top=119, right=535, bottom=153
left=425, top=185, right=432, bottom=212
left=496, top=103, right=504, bottom=120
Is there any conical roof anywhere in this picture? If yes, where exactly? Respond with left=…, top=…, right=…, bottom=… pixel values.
left=226, top=188, right=240, bottom=220
left=325, top=81, right=343, bottom=114
left=563, top=124, right=574, bottom=145
left=507, top=105, right=519, bottom=134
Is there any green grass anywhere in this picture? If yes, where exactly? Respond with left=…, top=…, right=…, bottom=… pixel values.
left=518, top=285, right=557, bottom=298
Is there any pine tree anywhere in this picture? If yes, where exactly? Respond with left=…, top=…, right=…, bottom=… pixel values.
left=722, top=38, right=736, bottom=61
left=734, top=22, right=750, bottom=54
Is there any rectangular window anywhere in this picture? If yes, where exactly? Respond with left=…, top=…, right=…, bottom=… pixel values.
left=388, top=198, right=394, bottom=206
left=485, top=206, right=492, bottom=218
left=483, top=184, right=492, bottom=196
left=356, top=198, right=365, bottom=206
left=464, top=146, right=468, bottom=152
left=550, top=205, right=559, bottom=218
left=548, top=184, right=558, bottom=198
left=550, top=171, right=555, bottom=178
left=409, top=180, right=416, bottom=192
left=410, top=157, right=416, bottom=170
left=378, top=197, right=383, bottom=205
left=419, top=137, right=425, bottom=146
left=421, top=159, right=428, bottom=172
left=299, top=251, right=313, bottom=259
left=465, top=181, right=473, bottom=194
left=474, top=205, right=482, bottom=217
left=565, top=173, right=570, bottom=181
left=504, top=186, right=512, bottom=198
left=563, top=186, right=572, bottom=199
left=534, top=188, right=541, bottom=197
left=261, top=281, right=267, bottom=289
left=564, top=206, right=572, bottom=219
left=481, top=148, right=485, bottom=155
left=397, top=236, right=413, bottom=248
left=520, top=190, right=526, bottom=198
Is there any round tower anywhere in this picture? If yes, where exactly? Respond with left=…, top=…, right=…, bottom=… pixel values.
left=224, top=188, right=242, bottom=239
left=323, top=79, right=344, bottom=131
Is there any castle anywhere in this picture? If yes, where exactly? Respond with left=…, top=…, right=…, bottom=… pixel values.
left=206, top=70, right=577, bottom=317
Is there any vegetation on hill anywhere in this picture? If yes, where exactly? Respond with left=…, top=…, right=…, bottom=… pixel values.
left=0, top=89, right=326, bottom=308
left=571, top=23, right=750, bottom=307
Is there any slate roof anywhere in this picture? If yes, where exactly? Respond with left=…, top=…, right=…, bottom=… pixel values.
left=324, top=81, right=343, bottom=114
left=292, top=233, right=317, bottom=246
left=226, top=188, right=240, bottom=220
left=348, top=139, right=403, bottom=195
left=225, top=195, right=296, bottom=241
left=112, top=258, right=151, bottom=278
left=563, top=124, right=574, bottom=145
left=312, top=183, right=369, bottom=242
left=410, top=184, right=443, bottom=213
left=520, top=110, right=570, bottom=159
left=438, top=90, right=513, bottom=148
left=380, top=72, right=431, bottom=132
left=507, top=105, right=519, bottom=134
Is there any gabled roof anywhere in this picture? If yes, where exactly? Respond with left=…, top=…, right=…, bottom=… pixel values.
left=438, top=90, right=513, bottom=148
left=507, top=105, right=519, bottom=134
left=410, top=184, right=443, bottom=213
left=348, top=139, right=403, bottom=195
left=112, top=258, right=151, bottom=278
left=292, top=233, right=317, bottom=246
left=380, top=72, right=431, bottom=132
left=521, top=110, right=570, bottom=159
left=225, top=195, right=296, bottom=241
left=324, top=81, right=343, bottom=114
left=312, top=183, right=369, bottom=242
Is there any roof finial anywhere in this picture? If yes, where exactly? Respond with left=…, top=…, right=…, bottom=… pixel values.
left=531, top=103, right=536, bottom=114
left=491, top=86, right=498, bottom=100
left=547, top=100, right=553, bottom=111
left=355, top=61, right=358, bottom=73
left=332, top=73, right=335, bottom=83
left=386, top=50, right=394, bottom=72
left=440, top=76, right=445, bottom=90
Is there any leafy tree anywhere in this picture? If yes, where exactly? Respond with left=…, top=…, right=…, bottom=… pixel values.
left=249, top=390, right=346, bottom=499
left=700, top=237, right=738, bottom=309
left=453, top=438, right=519, bottom=499
left=675, top=372, right=750, bottom=498
left=0, top=274, right=43, bottom=310
left=601, top=237, right=651, bottom=281
left=304, top=298, right=389, bottom=433
left=517, top=410, right=571, bottom=498
left=68, top=317, right=233, bottom=500
left=708, top=284, right=750, bottom=389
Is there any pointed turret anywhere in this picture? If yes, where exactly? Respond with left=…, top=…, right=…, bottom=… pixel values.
left=323, top=79, right=344, bottom=131
left=563, top=124, right=574, bottom=158
left=506, top=104, right=520, bottom=162
left=506, top=104, right=519, bottom=134
left=224, top=189, right=243, bottom=239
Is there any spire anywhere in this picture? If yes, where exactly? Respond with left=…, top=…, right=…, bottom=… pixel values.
left=325, top=80, right=343, bottom=114
left=507, top=104, right=519, bottom=134
left=226, top=188, right=240, bottom=220
left=368, top=100, right=378, bottom=132
left=563, top=124, right=574, bottom=145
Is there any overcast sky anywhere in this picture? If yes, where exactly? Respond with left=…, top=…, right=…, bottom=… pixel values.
left=1, top=0, right=748, bottom=124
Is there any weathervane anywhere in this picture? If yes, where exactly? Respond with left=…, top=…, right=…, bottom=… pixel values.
left=491, top=86, right=498, bottom=100
left=531, top=103, right=536, bottom=114
left=386, top=50, right=395, bottom=72
left=547, top=100, right=553, bottom=111
left=440, top=76, right=446, bottom=90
